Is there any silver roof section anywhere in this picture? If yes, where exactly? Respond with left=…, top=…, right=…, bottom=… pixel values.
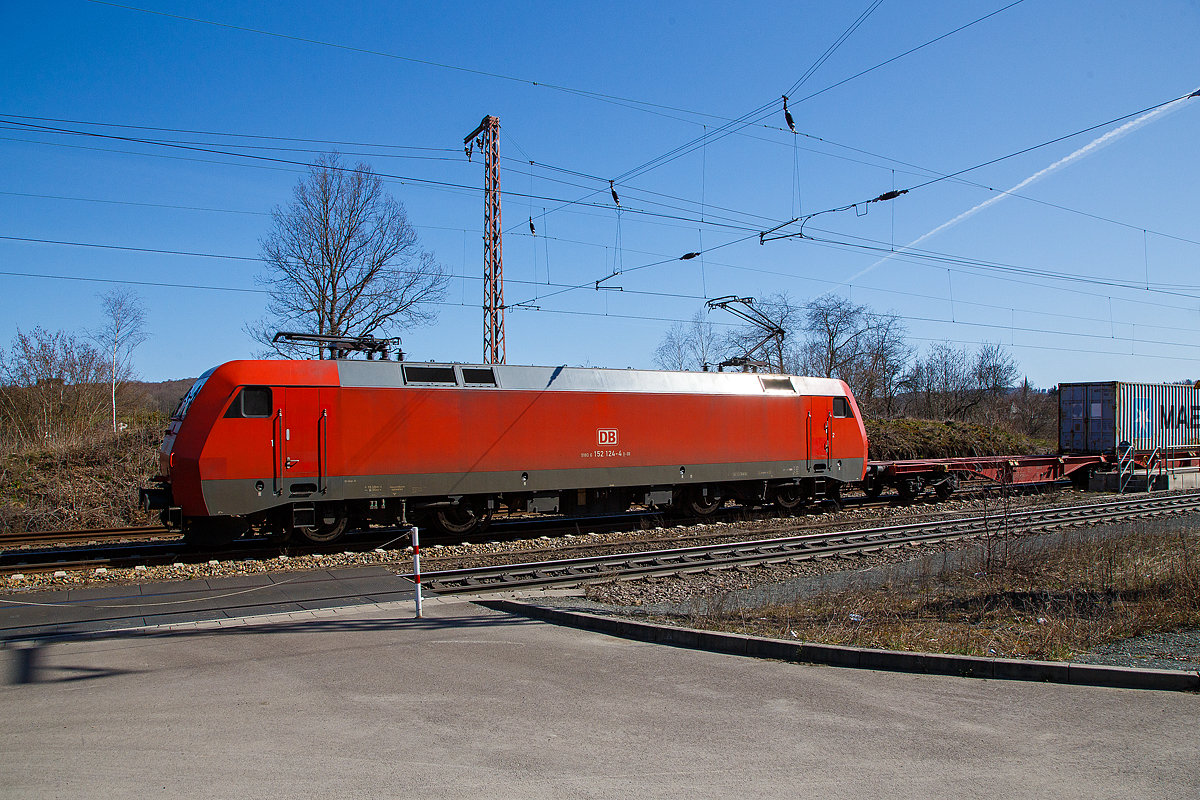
left=336, top=361, right=848, bottom=396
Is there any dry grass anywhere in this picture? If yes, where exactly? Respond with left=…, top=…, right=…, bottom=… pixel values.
left=0, top=412, right=164, bottom=533
left=679, top=523, right=1200, bottom=662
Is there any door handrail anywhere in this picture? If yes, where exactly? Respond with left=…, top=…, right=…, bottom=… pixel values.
left=318, top=408, right=328, bottom=495
left=272, top=409, right=283, bottom=496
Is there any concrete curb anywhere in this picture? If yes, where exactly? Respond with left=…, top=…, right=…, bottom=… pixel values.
left=477, top=599, right=1200, bottom=693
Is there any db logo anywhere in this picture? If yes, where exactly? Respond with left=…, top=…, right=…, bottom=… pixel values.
left=597, top=428, right=619, bottom=446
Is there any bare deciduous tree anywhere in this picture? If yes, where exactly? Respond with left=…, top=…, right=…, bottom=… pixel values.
left=653, top=310, right=724, bottom=371
left=249, top=152, right=449, bottom=357
left=800, top=294, right=867, bottom=379
left=1009, top=378, right=1058, bottom=438
left=794, top=294, right=912, bottom=415
left=90, top=289, right=148, bottom=433
left=902, top=340, right=1019, bottom=420
left=0, top=328, right=109, bottom=444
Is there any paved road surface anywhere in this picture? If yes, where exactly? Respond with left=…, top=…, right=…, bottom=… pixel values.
left=2, top=597, right=1196, bottom=799
left=0, top=566, right=414, bottom=640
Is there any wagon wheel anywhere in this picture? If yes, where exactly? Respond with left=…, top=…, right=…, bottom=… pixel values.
left=772, top=484, right=805, bottom=513
left=683, top=486, right=723, bottom=517
left=934, top=474, right=959, bottom=501
left=897, top=478, right=922, bottom=502
left=433, top=499, right=494, bottom=535
left=862, top=477, right=885, bottom=499
left=300, top=505, right=349, bottom=543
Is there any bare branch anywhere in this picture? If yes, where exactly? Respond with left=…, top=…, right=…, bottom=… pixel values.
left=249, top=152, right=449, bottom=358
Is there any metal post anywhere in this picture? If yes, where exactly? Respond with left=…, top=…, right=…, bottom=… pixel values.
left=464, top=115, right=505, bottom=365
left=411, top=525, right=423, bottom=618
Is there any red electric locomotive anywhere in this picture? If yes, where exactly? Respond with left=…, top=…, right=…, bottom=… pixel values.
left=141, top=358, right=869, bottom=544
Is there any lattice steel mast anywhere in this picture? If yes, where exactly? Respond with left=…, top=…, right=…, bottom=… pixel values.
left=464, top=115, right=505, bottom=364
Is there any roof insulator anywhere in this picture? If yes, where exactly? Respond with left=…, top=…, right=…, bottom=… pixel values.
left=870, top=189, right=909, bottom=203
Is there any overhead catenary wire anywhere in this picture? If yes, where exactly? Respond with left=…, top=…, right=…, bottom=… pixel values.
left=67, top=0, right=1126, bottom=261
left=9, top=208, right=1200, bottom=317
left=782, top=0, right=885, bottom=98
left=613, top=0, right=888, bottom=186
left=759, top=89, right=1200, bottom=244
left=495, top=4, right=894, bottom=235
left=1, top=119, right=778, bottom=235
left=6, top=266, right=1199, bottom=363
left=11, top=108, right=1200, bottom=253
left=81, top=0, right=1029, bottom=155
left=0, top=112, right=460, bottom=152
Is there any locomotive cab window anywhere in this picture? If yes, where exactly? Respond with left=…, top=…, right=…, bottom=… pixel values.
left=224, top=386, right=273, bottom=418
left=832, top=397, right=853, bottom=418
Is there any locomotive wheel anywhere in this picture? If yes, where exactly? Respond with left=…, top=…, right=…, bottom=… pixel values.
left=299, top=506, right=349, bottom=543
left=772, top=484, right=805, bottom=513
left=433, top=499, right=494, bottom=535
left=683, top=487, right=723, bottom=517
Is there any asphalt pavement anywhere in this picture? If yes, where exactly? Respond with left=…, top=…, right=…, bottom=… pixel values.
left=1, top=594, right=1196, bottom=799
left=0, top=566, right=414, bottom=640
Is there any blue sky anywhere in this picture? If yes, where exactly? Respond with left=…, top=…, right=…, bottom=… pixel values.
left=2, top=0, right=1198, bottom=386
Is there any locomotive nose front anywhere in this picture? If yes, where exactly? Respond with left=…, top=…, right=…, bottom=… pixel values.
left=138, top=368, right=213, bottom=527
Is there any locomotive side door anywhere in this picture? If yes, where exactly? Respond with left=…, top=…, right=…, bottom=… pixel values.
left=808, top=395, right=832, bottom=471
left=282, top=388, right=324, bottom=495
left=806, top=395, right=835, bottom=472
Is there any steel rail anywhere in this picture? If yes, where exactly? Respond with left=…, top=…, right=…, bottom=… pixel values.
left=418, top=492, right=1200, bottom=594
left=0, top=525, right=172, bottom=548
left=0, top=478, right=1068, bottom=553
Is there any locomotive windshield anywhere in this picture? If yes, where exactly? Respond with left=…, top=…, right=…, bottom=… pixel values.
left=172, top=368, right=216, bottom=420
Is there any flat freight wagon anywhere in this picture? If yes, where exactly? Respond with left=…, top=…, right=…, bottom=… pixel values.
left=1060, top=381, right=1200, bottom=455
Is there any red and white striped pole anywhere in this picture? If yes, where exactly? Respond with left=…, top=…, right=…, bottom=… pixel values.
left=411, top=525, right=423, bottom=618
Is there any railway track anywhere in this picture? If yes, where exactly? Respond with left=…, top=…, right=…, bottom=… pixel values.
left=0, top=477, right=1064, bottom=554
left=0, top=482, right=1083, bottom=578
left=417, top=492, right=1200, bottom=594
left=0, top=525, right=173, bottom=549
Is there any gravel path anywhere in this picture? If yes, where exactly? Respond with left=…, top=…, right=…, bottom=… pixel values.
left=1072, top=630, right=1200, bottom=672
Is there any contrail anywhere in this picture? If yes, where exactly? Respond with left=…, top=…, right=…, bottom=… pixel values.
left=840, top=87, right=1200, bottom=287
